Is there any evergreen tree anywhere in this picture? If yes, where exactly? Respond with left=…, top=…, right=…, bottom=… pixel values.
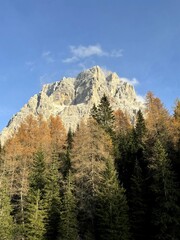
left=72, top=118, right=113, bottom=239
left=61, top=128, right=74, bottom=178
left=135, top=110, right=146, bottom=147
left=44, top=151, right=61, bottom=240
left=91, top=94, right=115, bottom=136
left=25, top=151, right=47, bottom=240
left=25, top=189, right=46, bottom=240
left=29, top=152, right=46, bottom=192
left=0, top=176, right=14, bottom=240
left=60, top=172, right=79, bottom=240
left=90, top=103, right=98, bottom=120
left=67, top=128, right=73, bottom=152
left=149, top=139, right=180, bottom=240
left=129, top=159, right=147, bottom=240
left=96, top=158, right=130, bottom=240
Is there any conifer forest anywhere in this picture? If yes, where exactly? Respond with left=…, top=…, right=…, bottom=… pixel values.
left=0, top=92, right=180, bottom=240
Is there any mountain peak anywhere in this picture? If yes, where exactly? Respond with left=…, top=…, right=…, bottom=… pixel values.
left=0, top=66, right=145, bottom=145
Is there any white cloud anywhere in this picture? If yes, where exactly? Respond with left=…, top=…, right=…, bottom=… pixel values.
left=63, top=56, right=78, bottom=63
left=42, top=51, right=55, bottom=63
left=121, top=77, right=139, bottom=86
left=63, top=44, right=122, bottom=63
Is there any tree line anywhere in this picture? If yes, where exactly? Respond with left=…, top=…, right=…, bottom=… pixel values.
left=0, top=92, right=180, bottom=240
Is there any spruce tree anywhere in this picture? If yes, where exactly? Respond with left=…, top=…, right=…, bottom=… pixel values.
left=25, top=151, right=47, bottom=240
left=149, top=139, right=180, bottom=240
left=25, top=189, right=46, bottom=240
left=91, top=94, right=115, bottom=136
left=29, top=151, right=46, bottom=192
left=61, top=128, right=74, bottom=178
left=96, top=158, right=130, bottom=240
left=60, top=172, right=79, bottom=240
left=0, top=177, right=14, bottom=240
left=44, top=151, right=61, bottom=240
left=129, top=159, right=147, bottom=240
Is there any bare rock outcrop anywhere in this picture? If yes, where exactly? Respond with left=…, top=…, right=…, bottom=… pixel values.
left=0, top=66, right=145, bottom=145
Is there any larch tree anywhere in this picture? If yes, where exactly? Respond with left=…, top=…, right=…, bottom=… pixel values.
left=114, top=109, right=131, bottom=136
left=49, top=115, right=66, bottom=153
left=145, top=92, right=172, bottom=147
left=71, top=118, right=113, bottom=239
left=0, top=176, right=14, bottom=240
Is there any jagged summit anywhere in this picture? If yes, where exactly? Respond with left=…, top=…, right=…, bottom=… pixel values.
left=0, top=66, right=145, bottom=145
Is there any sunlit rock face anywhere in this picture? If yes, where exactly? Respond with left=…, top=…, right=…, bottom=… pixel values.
left=0, top=66, right=145, bottom=145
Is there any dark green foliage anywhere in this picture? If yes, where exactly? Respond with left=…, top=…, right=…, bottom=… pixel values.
left=25, top=189, right=46, bottom=240
left=129, top=159, right=147, bottom=240
left=1, top=96, right=180, bottom=240
left=60, top=172, right=79, bottom=240
left=25, top=152, right=46, bottom=240
left=29, top=151, right=46, bottom=192
left=67, top=128, right=73, bottom=152
left=91, top=94, right=115, bottom=135
left=96, top=158, right=130, bottom=240
left=149, top=139, right=180, bottom=240
left=44, top=151, right=62, bottom=240
left=60, top=128, right=74, bottom=178
left=135, top=110, right=146, bottom=149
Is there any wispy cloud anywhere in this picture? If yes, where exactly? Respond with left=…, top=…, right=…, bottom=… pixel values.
left=25, top=61, right=36, bottom=71
left=110, top=49, right=123, bottom=57
left=63, top=44, right=122, bottom=63
left=121, top=77, right=139, bottom=86
left=42, top=51, right=55, bottom=63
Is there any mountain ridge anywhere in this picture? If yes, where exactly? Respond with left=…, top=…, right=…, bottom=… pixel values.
left=0, top=66, right=145, bottom=145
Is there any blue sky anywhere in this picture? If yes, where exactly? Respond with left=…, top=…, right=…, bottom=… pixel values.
left=0, top=0, right=180, bottom=131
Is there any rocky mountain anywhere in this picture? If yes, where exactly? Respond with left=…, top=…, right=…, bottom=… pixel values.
left=0, top=66, right=145, bottom=145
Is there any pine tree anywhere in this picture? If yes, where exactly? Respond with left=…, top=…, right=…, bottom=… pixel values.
left=44, top=151, right=62, bottom=240
left=60, top=172, right=79, bottom=240
left=0, top=176, right=14, bottom=240
left=96, top=158, right=130, bottom=240
left=149, top=139, right=180, bottom=240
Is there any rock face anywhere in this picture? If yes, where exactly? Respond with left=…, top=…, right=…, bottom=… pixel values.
left=0, top=66, right=145, bottom=145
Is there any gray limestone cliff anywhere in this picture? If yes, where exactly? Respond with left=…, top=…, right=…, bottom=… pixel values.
left=0, top=66, right=145, bottom=145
